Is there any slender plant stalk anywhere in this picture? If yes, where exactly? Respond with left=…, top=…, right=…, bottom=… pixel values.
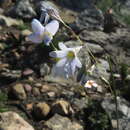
left=50, top=41, right=57, bottom=51
left=108, top=57, right=119, bottom=130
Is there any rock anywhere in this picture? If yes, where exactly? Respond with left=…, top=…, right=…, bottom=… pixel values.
left=40, top=84, right=58, bottom=93
left=0, top=8, right=4, bottom=14
left=79, top=28, right=130, bottom=65
left=57, top=0, right=93, bottom=11
left=11, top=83, right=27, bottom=100
left=34, top=83, right=42, bottom=87
left=52, top=100, right=74, bottom=116
left=7, top=0, right=36, bottom=20
left=87, top=43, right=104, bottom=54
left=0, top=25, right=2, bottom=30
left=33, top=102, right=51, bottom=120
left=73, top=97, right=88, bottom=110
left=22, top=68, right=34, bottom=76
left=0, top=17, right=6, bottom=25
left=0, top=111, right=34, bottom=130
left=24, top=84, right=32, bottom=92
left=79, top=30, right=109, bottom=45
left=44, top=114, right=83, bottom=130
left=60, top=8, right=77, bottom=24
left=26, top=103, right=33, bottom=111
left=0, top=63, right=9, bottom=69
left=0, top=0, right=12, bottom=9
left=90, top=59, right=110, bottom=80
left=0, top=69, right=21, bottom=80
left=0, top=42, right=6, bottom=50
left=32, top=87, right=40, bottom=96
left=21, top=29, right=31, bottom=37
left=0, top=14, right=23, bottom=27
left=101, top=96, right=130, bottom=130
left=74, top=7, right=104, bottom=31
left=40, top=63, right=50, bottom=76
left=47, top=91, right=56, bottom=98
left=120, top=0, right=130, bottom=16
left=28, top=76, right=34, bottom=82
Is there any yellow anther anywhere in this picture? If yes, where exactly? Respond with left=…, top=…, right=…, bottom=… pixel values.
left=67, top=51, right=75, bottom=59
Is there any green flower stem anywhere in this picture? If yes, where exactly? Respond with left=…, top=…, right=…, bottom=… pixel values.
left=108, top=57, right=119, bottom=130
left=50, top=41, right=57, bottom=51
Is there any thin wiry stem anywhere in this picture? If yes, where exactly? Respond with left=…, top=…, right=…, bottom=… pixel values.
left=108, top=56, right=119, bottom=130
left=50, top=41, right=57, bottom=51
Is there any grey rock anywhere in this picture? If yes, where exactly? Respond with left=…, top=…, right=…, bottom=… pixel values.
left=101, top=96, right=130, bottom=130
left=33, top=102, right=51, bottom=120
left=22, top=68, right=34, bottom=76
left=57, top=0, right=94, bottom=11
left=11, top=83, right=27, bottom=100
left=73, top=97, right=88, bottom=110
left=75, top=8, right=104, bottom=31
left=0, top=111, right=34, bottom=130
left=0, top=69, right=21, bottom=79
left=32, top=87, right=40, bottom=96
left=44, top=114, right=83, bottom=130
left=91, top=59, right=110, bottom=80
left=0, top=14, right=23, bottom=27
left=87, top=43, right=104, bottom=54
left=7, top=0, right=36, bottom=19
left=120, top=0, right=130, bottom=15
left=52, top=99, right=74, bottom=116
left=79, top=28, right=130, bottom=64
left=40, top=63, right=50, bottom=76
left=24, top=84, right=32, bottom=92
left=79, top=30, right=109, bottom=45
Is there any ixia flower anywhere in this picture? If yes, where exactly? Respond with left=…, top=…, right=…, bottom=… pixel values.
left=27, top=19, right=59, bottom=46
left=84, top=80, right=98, bottom=88
left=49, top=42, right=82, bottom=77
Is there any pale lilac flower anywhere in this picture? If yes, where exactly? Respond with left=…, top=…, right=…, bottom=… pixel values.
left=49, top=42, right=82, bottom=78
left=27, top=19, right=59, bottom=46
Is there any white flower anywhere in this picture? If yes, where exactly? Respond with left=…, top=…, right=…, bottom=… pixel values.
left=27, top=19, right=59, bottom=46
left=49, top=42, right=82, bottom=78
left=84, top=80, right=98, bottom=88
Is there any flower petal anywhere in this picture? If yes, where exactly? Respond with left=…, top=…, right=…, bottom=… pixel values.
left=45, top=20, right=59, bottom=36
left=70, top=59, right=77, bottom=75
left=74, top=46, right=82, bottom=54
left=75, top=57, right=82, bottom=68
left=31, top=19, right=44, bottom=33
left=49, top=51, right=67, bottom=58
left=58, top=42, right=67, bottom=50
left=28, top=33, right=43, bottom=43
left=43, top=35, right=52, bottom=46
left=40, top=12, right=50, bottom=25
left=84, top=83, right=92, bottom=88
left=56, top=58, right=67, bottom=67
